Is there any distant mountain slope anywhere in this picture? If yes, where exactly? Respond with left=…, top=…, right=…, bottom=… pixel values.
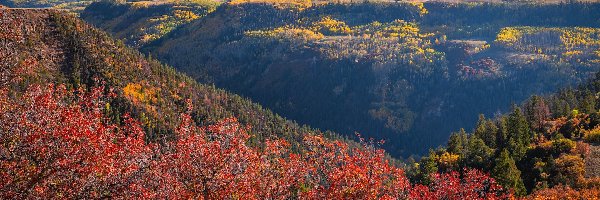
left=82, top=1, right=600, bottom=157
left=0, top=0, right=218, bottom=11
left=81, top=1, right=220, bottom=47
left=0, top=8, right=351, bottom=154
left=0, top=0, right=94, bottom=10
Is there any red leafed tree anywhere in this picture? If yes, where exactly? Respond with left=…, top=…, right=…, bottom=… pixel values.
left=1, top=84, right=513, bottom=199
left=300, top=135, right=411, bottom=199
left=139, top=115, right=309, bottom=199
left=0, top=84, right=153, bottom=199
left=410, top=169, right=510, bottom=200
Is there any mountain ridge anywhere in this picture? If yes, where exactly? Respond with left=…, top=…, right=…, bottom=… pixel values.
left=0, top=7, right=357, bottom=154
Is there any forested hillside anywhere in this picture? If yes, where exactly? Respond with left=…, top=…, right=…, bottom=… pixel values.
left=410, top=72, right=600, bottom=196
left=3, top=3, right=600, bottom=198
left=0, top=8, right=518, bottom=199
left=81, top=0, right=220, bottom=47
left=0, top=7, right=355, bottom=156
left=82, top=1, right=600, bottom=157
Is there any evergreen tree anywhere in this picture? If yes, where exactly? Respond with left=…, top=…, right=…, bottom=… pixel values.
left=507, top=106, right=531, bottom=161
left=464, top=136, right=494, bottom=170
left=497, top=116, right=510, bottom=149
left=417, top=150, right=440, bottom=185
left=474, top=114, right=499, bottom=148
left=492, top=149, right=527, bottom=196
left=579, top=89, right=596, bottom=114
left=447, top=128, right=468, bottom=155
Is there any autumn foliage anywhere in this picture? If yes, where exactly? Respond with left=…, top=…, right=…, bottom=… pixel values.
left=528, top=185, right=600, bottom=200
left=0, top=84, right=153, bottom=198
left=1, top=84, right=512, bottom=199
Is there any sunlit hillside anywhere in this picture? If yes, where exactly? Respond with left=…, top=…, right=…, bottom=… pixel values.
left=2, top=0, right=600, bottom=198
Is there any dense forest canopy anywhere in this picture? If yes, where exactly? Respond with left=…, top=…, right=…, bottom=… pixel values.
left=82, top=0, right=600, bottom=158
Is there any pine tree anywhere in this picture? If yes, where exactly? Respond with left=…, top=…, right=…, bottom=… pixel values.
left=417, top=150, right=440, bottom=185
left=464, top=136, right=494, bottom=170
left=492, top=149, right=527, bottom=196
left=579, top=89, right=596, bottom=114
left=507, top=106, right=531, bottom=161
left=474, top=114, right=499, bottom=148
left=447, top=128, right=468, bottom=155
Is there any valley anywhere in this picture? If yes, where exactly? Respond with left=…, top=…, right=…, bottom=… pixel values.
left=82, top=1, right=600, bottom=157
left=2, top=0, right=600, bottom=198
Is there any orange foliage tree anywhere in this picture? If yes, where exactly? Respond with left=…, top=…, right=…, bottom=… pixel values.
left=528, top=185, right=600, bottom=199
